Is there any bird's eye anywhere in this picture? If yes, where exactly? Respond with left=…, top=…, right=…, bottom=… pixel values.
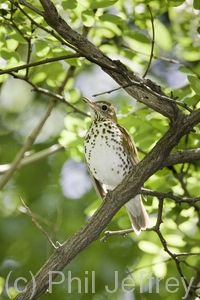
left=101, top=105, right=108, bottom=111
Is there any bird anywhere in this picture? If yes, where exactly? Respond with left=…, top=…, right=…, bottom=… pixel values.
left=83, top=97, right=149, bottom=235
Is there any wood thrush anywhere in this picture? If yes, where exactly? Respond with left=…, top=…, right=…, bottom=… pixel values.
left=83, top=97, right=149, bottom=235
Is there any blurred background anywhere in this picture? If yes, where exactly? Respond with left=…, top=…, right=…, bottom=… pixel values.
left=0, top=0, right=200, bottom=299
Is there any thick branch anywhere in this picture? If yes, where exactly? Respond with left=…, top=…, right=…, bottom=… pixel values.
left=164, top=148, right=200, bottom=167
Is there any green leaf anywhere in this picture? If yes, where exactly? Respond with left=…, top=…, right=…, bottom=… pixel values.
left=0, top=8, right=9, bottom=16
left=147, top=19, right=172, bottom=51
left=152, top=257, right=167, bottom=277
left=68, top=89, right=80, bottom=103
left=81, top=10, right=95, bottom=27
left=10, top=30, right=28, bottom=44
left=138, top=241, right=160, bottom=254
left=64, top=115, right=85, bottom=131
left=67, top=57, right=82, bottom=67
left=0, top=276, right=5, bottom=294
left=0, top=73, right=8, bottom=83
left=59, top=130, right=78, bottom=146
left=167, top=0, right=185, bottom=6
left=165, top=234, right=186, bottom=247
left=124, top=31, right=150, bottom=44
left=99, top=14, right=126, bottom=26
left=6, top=38, right=19, bottom=50
left=123, top=32, right=151, bottom=55
left=188, top=75, right=200, bottom=95
left=1, top=49, right=20, bottom=62
left=183, top=95, right=199, bottom=106
left=35, top=40, right=50, bottom=57
left=90, top=0, right=118, bottom=9
left=32, top=71, right=47, bottom=84
left=194, top=0, right=200, bottom=10
left=95, top=26, right=121, bottom=37
left=62, top=0, right=77, bottom=10
left=183, top=49, right=200, bottom=61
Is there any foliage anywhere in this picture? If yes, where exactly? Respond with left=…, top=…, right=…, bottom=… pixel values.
left=0, top=0, right=200, bottom=299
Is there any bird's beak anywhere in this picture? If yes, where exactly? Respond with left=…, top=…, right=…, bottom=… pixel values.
left=83, top=97, right=97, bottom=110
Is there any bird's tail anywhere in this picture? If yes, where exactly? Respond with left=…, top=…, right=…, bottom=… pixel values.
left=125, top=195, right=150, bottom=235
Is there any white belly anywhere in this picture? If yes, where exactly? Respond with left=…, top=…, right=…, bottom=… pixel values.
left=84, top=124, right=132, bottom=190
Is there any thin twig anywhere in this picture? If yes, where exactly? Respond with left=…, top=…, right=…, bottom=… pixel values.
left=152, top=197, right=191, bottom=290
left=141, top=188, right=200, bottom=204
left=0, top=144, right=65, bottom=174
left=93, top=80, right=193, bottom=113
left=57, top=66, right=76, bottom=93
left=0, top=54, right=81, bottom=75
left=9, top=5, right=29, bottom=43
left=128, top=258, right=172, bottom=275
left=169, top=165, right=191, bottom=197
left=175, top=252, right=200, bottom=257
left=6, top=73, right=88, bottom=117
left=154, top=55, right=200, bottom=79
left=28, top=81, right=89, bottom=116
left=100, top=228, right=134, bottom=242
left=153, top=196, right=164, bottom=230
left=143, top=5, right=155, bottom=78
left=19, top=0, right=44, bottom=16
left=19, top=196, right=57, bottom=249
left=25, top=38, right=32, bottom=78
left=93, top=85, right=124, bottom=97
left=156, top=228, right=190, bottom=285
left=121, top=43, right=200, bottom=79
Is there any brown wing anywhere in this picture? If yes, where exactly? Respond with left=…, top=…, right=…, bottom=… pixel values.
left=118, top=124, right=147, bottom=202
left=117, top=124, right=140, bottom=165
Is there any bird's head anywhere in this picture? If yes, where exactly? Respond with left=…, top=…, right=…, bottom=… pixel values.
left=83, top=97, right=117, bottom=123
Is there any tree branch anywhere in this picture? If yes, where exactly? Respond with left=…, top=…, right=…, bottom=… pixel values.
left=0, top=54, right=81, bottom=75
left=0, top=144, right=65, bottom=174
left=19, top=0, right=44, bottom=16
left=19, top=196, right=57, bottom=249
left=142, top=5, right=155, bottom=78
left=141, top=188, right=200, bottom=204
left=163, top=148, right=200, bottom=167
